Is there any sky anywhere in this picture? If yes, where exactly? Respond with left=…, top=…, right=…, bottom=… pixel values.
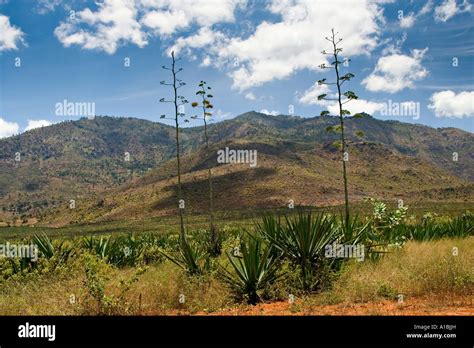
left=0, top=0, right=473, bottom=138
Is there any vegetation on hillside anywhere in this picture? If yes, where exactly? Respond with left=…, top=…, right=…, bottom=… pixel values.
left=1, top=111, right=472, bottom=227
left=0, top=206, right=472, bottom=313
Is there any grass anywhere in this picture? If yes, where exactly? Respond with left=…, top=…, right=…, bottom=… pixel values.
left=0, top=236, right=471, bottom=315
left=1, top=201, right=472, bottom=240
left=0, top=205, right=472, bottom=315
left=317, top=237, right=474, bottom=304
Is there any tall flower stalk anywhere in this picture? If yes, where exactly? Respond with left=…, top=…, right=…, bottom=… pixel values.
left=192, top=81, right=221, bottom=256
left=318, top=29, right=361, bottom=227
left=160, top=51, right=189, bottom=241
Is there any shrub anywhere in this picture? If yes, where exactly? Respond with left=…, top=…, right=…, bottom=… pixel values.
left=258, top=212, right=338, bottom=291
left=218, top=234, right=281, bottom=305
left=160, top=237, right=210, bottom=276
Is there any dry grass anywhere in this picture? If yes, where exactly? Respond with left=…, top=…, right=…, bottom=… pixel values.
left=320, top=236, right=474, bottom=304
left=0, top=237, right=472, bottom=315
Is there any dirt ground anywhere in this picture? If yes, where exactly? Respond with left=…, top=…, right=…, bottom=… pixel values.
left=169, top=294, right=474, bottom=316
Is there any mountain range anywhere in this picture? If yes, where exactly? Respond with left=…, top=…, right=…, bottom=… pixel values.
left=0, top=111, right=472, bottom=226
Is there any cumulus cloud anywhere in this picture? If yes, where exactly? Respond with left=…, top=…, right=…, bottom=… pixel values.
left=168, top=27, right=227, bottom=56
left=362, top=48, right=429, bottom=93
left=260, top=109, right=279, bottom=116
left=54, top=0, right=245, bottom=54
left=172, top=0, right=383, bottom=90
left=299, top=82, right=423, bottom=117
left=25, top=119, right=53, bottom=131
left=326, top=99, right=386, bottom=115
left=299, top=83, right=331, bottom=106
left=428, top=90, right=474, bottom=118
left=0, top=117, right=19, bottom=138
left=54, top=0, right=148, bottom=54
left=0, top=14, right=26, bottom=51
left=434, top=0, right=472, bottom=22
left=299, top=83, right=385, bottom=115
left=141, top=0, right=245, bottom=35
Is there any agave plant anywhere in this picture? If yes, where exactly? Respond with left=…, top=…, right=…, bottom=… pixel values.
left=218, top=235, right=281, bottom=305
left=33, top=233, right=55, bottom=259
left=408, top=220, right=443, bottom=241
left=160, top=237, right=209, bottom=276
left=446, top=212, right=473, bottom=238
left=255, top=214, right=285, bottom=260
left=107, top=234, right=145, bottom=267
left=82, top=235, right=110, bottom=259
left=259, top=212, right=338, bottom=291
left=33, top=233, right=74, bottom=267
left=338, top=213, right=371, bottom=245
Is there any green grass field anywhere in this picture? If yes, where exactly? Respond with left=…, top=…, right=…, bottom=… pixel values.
left=1, top=201, right=472, bottom=240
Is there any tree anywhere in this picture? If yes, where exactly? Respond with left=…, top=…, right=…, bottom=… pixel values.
left=160, top=51, right=189, bottom=240
left=191, top=81, right=221, bottom=256
left=317, top=29, right=362, bottom=227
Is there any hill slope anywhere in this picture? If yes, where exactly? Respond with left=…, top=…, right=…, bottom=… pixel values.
left=0, top=112, right=472, bottom=226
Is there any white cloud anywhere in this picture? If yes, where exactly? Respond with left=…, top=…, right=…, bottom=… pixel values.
left=0, top=14, right=25, bottom=51
left=35, top=0, right=63, bottom=14
left=362, top=48, right=429, bottom=93
left=201, top=56, right=212, bottom=66
left=0, top=117, right=19, bottom=138
left=215, top=109, right=233, bottom=120
left=434, top=0, right=471, bottom=22
left=25, top=119, right=53, bottom=131
left=420, top=0, right=434, bottom=15
left=54, top=0, right=245, bottom=54
left=428, top=90, right=474, bottom=118
left=260, top=109, right=279, bottom=116
left=299, top=82, right=331, bottom=106
left=399, top=13, right=416, bottom=28
left=245, top=92, right=256, bottom=100
left=397, top=1, right=434, bottom=28
left=168, top=27, right=227, bottom=56
left=326, top=99, right=385, bottom=115
left=299, top=83, right=385, bottom=115
left=299, top=81, right=423, bottom=117
left=173, top=0, right=383, bottom=91
left=141, top=0, right=245, bottom=35
left=54, top=0, right=148, bottom=54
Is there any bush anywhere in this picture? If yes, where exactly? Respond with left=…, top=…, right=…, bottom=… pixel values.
left=160, top=237, right=211, bottom=276
left=218, top=234, right=281, bottom=304
left=258, top=212, right=339, bottom=291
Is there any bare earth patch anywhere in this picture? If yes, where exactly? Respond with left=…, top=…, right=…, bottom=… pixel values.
left=165, top=294, right=473, bottom=316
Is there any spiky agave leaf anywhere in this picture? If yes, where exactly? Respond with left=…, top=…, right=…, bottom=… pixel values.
left=33, top=233, right=55, bottom=259
left=159, top=237, right=208, bottom=276
left=218, top=235, right=281, bottom=304
left=259, top=212, right=339, bottom=290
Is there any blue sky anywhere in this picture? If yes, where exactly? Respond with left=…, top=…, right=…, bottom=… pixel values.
left=0, top=0, right=473, bottom=137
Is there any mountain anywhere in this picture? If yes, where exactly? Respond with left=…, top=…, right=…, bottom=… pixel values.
left=0, top=112, right=472, bottom=226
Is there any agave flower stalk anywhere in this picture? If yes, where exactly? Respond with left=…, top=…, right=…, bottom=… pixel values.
left=191, top=81, right=221, bottom=256
left=159, top=51, right=189, bottom=241
left=318, top=29, right=363, bottom=228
